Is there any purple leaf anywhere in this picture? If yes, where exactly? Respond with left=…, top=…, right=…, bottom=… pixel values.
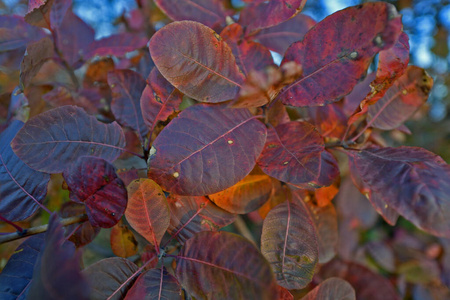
left=84, top=33, right=148, bottom=60
left=0, top=15, right=46, bottom=51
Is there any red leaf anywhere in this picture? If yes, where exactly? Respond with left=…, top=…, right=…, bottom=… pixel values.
left=279, top=2, right=402, bottom=106
left=84, top=33, right=148, bottom=60
left=343, top=72, right=376, bottom=116
left=307, top=104, right=347, bottom=138
left=261, top=200, right=318, bottom=289
left=220, top=23, right=273, bottom=77
left=250, top=13, right=316, bottom=55
left=301, top=277, right=355, bottom=300
left=149, top=21, right=245, bottom=103
left=63, top=156, right=127, bottom=228
left=140, top=68, right=183, bottom=137
left=148, top=104, right=267, bottom=195
left=239, top=0, right=307, bottom=34
left=154, top=0, right=228, bottom=29
left=125, top=179, right=170, bottom=249
left=167, top=195, right=235, bottom=244
left=176, top=231, right=277, bottom=299
left=108, top=69, right=148, bottom=142
left=11, top=105, right=126, bottom=173
left=314, top=150, right=340, bottom=188
left=0, top=15, right=46, bottom=51
left=124, top=267, right=181, bottom=300
left=349, top=146, right=450, bottom=237
left=60, top=202, right=100, bottom=247
left=257, top=121, right=324, bottom=186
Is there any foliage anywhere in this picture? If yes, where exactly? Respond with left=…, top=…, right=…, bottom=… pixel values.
left=0, top=0, right=449, bottom=299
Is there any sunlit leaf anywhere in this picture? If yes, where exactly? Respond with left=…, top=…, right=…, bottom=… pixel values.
left=148, top=104, right=267, bottom=195
left=11, top=105, right=126, bottom=173
left=301, top=277, right=355, bottom=300
left=176, top=231, right=277, bottom=299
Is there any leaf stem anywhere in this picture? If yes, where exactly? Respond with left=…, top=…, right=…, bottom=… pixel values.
left=0, top=214, right=88, bottom=244
left=0, top=215, right=24, bottom=232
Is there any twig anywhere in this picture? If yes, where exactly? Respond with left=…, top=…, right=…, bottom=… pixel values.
left=234, top=216, right=257, bottom=247
left=0, top=214, right=89, bottom=244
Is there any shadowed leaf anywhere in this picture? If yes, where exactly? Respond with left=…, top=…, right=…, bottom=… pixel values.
left=126, top=179, right=170, bottom=248
left=301, top=277, right=355, bottom=300
left=149, top=21, right=245, bottom=103
left=19, top=36, right=54, bottom=89
left=0, top=121, right=50, bottom=221
left=176, top=231, right=277, bottom=299
left=11, top=105, right=126, bottom=173
left=261, top=200, right=318, bottom=289
left=60, top=202, right=100, bottom=247
left=279, top=2, right=402, bottom=106
left=124, top=267, right=181, bottom=300
left=110, top=220, right=138, bottom=258
left=0, top=15, right=46, bottom=51
left=25, top=0, right=54, bottom=29
left=49, top=0, right=71, bottom=29
left=83, top=257, right=138, bottom=300
left=148, top=104, right=267, bottom=195
left=258, top=180, right=291, bottom=219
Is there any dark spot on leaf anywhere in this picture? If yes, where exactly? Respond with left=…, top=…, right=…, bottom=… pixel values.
left=286, top=3, right=292, bottom=9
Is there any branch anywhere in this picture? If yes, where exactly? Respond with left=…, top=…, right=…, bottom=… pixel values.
left=0, top=214, right=89, bottom=244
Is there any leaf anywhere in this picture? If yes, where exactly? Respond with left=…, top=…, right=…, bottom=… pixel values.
left=110, top=220, right=138, bottom=258
left=314, top=150, right=340, bottom=188
left=84, top=33, right=148, bottom=60
left=149, top=21, right=245, bottom=103
left=277, top=285, right=294, bottom=300
left=147, top=104, right=267, bottom=195
left=258, top=180, right=291, bottom=219
left=209, top=174, right=273, bottom=214
left=49, top=0, right=71, bottom=29
left=349, top=146, right=450, bottom=237
left=257, top=121, right=324, bottom=187
left=0, top=15, right=46, bottom=51
left=140, top=68, right=183, bottom=136
left=261, top=200, right=318, bottom=289
left=0, top=234, right=44, bottom=300
left=301, top=277, right=355, bottom=300
left=60, top=202, right=100, bottom=247
left=167, top=194, right=235, bottom=244
left=19, top=36, right=54, bottom=89
left=250, top=13, right=316, bottom=55
left=220, top=23, right=273, bottom=77
left=108, top=69, right=148, bottom=142
left=307, top=104, right=347, bottom=138
left=83, top=257, right=139, bottom=300
left=239, top=0, right=307, bottom=34
left=0, top=120, right=50, bottom=221
left=25, top=0, right=54, bottom=29
left=279, top=2, right=402, bottom=106
left=28, top=214, right=89, bottom=300
left=124, top=267, right=181, bottom=300
left=11, top=105, right=126, bottom=173
left=367, top=66, right=433, bottom=130
left=125, top=179, right=170, bottom=248
left=154, top=0, right=228, bottom=29
left=176, top=231, right=277, bottom=299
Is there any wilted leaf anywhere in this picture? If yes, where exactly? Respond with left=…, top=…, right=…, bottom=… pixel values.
left=149, top=21, right=245, bottom=103
left=167, top=195, right=235, bottom=244
left=19, top=36, right=54, bottom=89
left=110, top=220, right=138, bottom=258
left=349, top=147, right=450, bottom=237
left=148, top=104, right=267, bottom=195
left=261, top=200, right=318, bottom=289
left=84, top=33, right=148, bottom=60
left=257, top=121, right=324, bottom=187
left=28, top=214, right=89, bottom=300
left=0, top=121, right=50, bottom=221
left=209, top=174, right=273, bottom=214
left=83, top=257, right=139, bottom=300
left=0, top=234, right=44, bottom=300
left=176, top=231, right=277, bottom=299
left=301, top=277, right=355, bottom=300
left=126, top=179, right=170, bottom=248
left=108, top=69, right=148, bottom=142
left=124, top=267, right=181, bottom=300
left=239, top=0, right=307, bottom=33
left=12, top=105, right=126, bottom=173
left=279, top=2, right=402, bottom=106
left=0, top=15, right=46, bottom=51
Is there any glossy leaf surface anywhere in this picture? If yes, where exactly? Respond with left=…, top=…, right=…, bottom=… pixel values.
left=83, top=257, right=138, bottom=300
left=0, top=121, right=50, bottom=221
left=63, top=156, right=127, bottom=228
left=0, top=234, right=44, bottom=300
left=279, top=2, right=402, bottom=106
left=148, top=104, right=267, bottom=195
left=209, top=174, right=273, bottom=214
left=124, top=267, right=181, bottom=300
left=261, top=200, right=318, bottom=289
left=350, top=147, right=450, bottom=237
left=108, top=69, right=148, bottom=141
left=110, top=220, right=138, bottom=258
left=257, top=121, right=324, bottom=186
left=176, top=231, right=277, bottom=299
left=301, top=277, right=355, bottom=300
left=149, top=21, right=245, bottom=103
left=12, top=105, right=126, bottom=173
left=126, top=179, right=170, bottom=248
left=167, top=195, right=235, bottom=244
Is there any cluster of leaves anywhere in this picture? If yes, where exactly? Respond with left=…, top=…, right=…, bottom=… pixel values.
left=0, top=0, right=449, bottom=299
